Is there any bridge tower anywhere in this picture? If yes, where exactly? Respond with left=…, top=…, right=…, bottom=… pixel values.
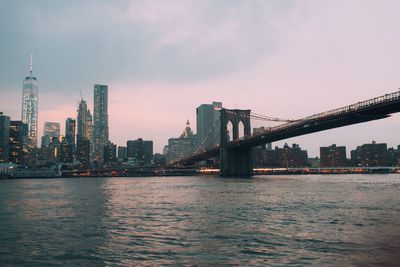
left=220, top=109, right=253, bottom=177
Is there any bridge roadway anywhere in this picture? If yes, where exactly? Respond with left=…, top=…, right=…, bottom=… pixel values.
left=178, top=90, right=400, bottom=165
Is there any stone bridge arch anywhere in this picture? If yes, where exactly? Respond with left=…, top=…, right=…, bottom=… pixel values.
left=219, top=109, right=253, bottom=177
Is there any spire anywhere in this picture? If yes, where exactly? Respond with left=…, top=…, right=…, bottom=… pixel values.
left=29, top=53, right=33, bottom=75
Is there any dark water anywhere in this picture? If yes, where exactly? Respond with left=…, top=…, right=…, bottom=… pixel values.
left=1, top=175, right=400, bottom=266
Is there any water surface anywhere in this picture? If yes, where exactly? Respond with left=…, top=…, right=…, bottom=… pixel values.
left=1, top=175, right=400, bottom=266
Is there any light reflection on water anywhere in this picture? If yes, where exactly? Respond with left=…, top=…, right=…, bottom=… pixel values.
left=1, top=175, right=400, bottom=266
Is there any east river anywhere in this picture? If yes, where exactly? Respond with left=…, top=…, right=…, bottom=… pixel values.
left=1, top=175, right=400, bottom=266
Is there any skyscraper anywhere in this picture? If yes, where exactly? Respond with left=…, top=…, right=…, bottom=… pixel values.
left=65, top=118, right=76, bottom=146
left=77, top=99, right=89, bottom=141
left=64, top=118, right=76, bottom=162
left=0, top=113, right=10, bottom=163
left=93, top=84, right=109, bottom=162
left=22, top=53, right=38, bottom=148
left=196, top=101, right=222, bottom=149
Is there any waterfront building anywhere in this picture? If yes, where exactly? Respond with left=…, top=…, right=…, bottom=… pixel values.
left=41, top=122, right=60, bottom=147
left=127, top=138, right=153, bottom=166
left=351, top=141, right=388, bottom=167
left=0, top=113, right=10, bottom=163
left=254, top=143, right=308, bottom=167
left=22, top=54, right=38, bottom=148
left=275, top=143, right=308, bottom=168
left=196, top=102, right=222, bottom=149
left=9, top=121, right=29, bottom=165
left=165, top=120, right=197, bottom=163
left=93, top=84, right=109, bottom=162
left=76, top=138, right=90, bottom=169
left=103, top=142, right=117, bottom=166
left=117, top=146, right=127, bottom=161
left=320, top=144, right=348, bottom=167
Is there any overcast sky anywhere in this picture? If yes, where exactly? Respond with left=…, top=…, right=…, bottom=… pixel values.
left=0, top=0, right=399, bottom=156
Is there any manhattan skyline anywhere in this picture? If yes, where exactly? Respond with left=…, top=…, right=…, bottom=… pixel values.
left=1, top=1, right=400, bottom=156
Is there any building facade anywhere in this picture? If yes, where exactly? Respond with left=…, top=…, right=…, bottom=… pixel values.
left=65, top=118, right=76, bottom=146
left=77, top=99, right=91, bottom=141
left=274, top=143, right=308, bottom=168
left=93, top=84, right=109, bottom=162
left=196, top=102, right=222, bottom=150
left=41, top=122, right=60, bottom=147
left=9, top=121, right=29, bottom=165
left=117, top=146, right=127, bottom=161
left=76, top=138, right=91, bottom=169
left=351, top=141, right=388, bottom=167
left=165, top=120, right=197, bottom=163
left=0, top=113, right=10, bottom=163
left=103, top=142, right=117, bottom=166
left=22, top=54, right=38, bottom=148
left=320, top=144, right=348, bottom=167
left=127, top=138, right=153, bottom=166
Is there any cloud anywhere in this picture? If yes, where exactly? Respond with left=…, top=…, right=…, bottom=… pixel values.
left=0, top=0, right=399, bottom=155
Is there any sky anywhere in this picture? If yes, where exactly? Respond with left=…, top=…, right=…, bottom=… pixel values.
left=0, top=0, right=399, bottom=156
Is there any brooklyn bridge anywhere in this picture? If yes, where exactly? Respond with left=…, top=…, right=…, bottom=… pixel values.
left=172, top=90, right=400, bottom=177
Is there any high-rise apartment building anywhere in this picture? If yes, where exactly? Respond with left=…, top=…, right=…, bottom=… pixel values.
left=93, top=84, right=109, bottom=162
left=196, top=101, right=222, bottom=149
left=22, top=54, right=38, bottom=148
left=0, top=113, right=10, bottom=163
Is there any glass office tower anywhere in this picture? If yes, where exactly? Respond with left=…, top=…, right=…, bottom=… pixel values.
left=22, top=53, right=38, bottom=148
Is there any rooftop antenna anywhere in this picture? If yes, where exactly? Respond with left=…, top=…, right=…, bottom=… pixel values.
left=80, top=90, right=83, bottom=100
left=29, top=53, right=33, bottom=75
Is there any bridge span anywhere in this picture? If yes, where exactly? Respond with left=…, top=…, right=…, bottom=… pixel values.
left=175, top=90, right=400, bottom=177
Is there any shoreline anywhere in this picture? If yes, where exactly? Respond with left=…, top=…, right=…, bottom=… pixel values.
left=1, top=166, right=399, bottom=179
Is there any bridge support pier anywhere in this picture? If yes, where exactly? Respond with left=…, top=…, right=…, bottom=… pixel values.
left=219, top=109, right=253, bottom=177
left=220, top=147, right=253, bottom=177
